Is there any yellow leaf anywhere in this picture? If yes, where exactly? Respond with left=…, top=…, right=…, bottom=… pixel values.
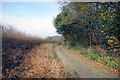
left=91, top=65, right=93, bottom=67
left=112, top=61, right=114, bottom=62
left=111, top=44, right=113, bottom=46
left=114, top=49, right=117, bottom=52
left=110, top=36, right=115, bottom=39
left=108, top=39, right=113, bottom=43
left=106, top=36, right=109, bottom=38
left=101, top=13, right=103, bottom=16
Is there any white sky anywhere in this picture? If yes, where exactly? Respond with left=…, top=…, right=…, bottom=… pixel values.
left=1, top=0, right=118, bottom=38
left=0, top=2, right=61, bottom=38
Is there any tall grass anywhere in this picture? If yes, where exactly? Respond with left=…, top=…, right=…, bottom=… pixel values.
left=1, top=24, right=62, bottom=78
left=1, top=24, right=61, bottom=43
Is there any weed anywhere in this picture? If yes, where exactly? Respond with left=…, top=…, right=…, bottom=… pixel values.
left=66, top=45, right=119, bottom=71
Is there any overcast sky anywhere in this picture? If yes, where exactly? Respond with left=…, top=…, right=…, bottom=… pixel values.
left=1, top=2, right=61, bottom=38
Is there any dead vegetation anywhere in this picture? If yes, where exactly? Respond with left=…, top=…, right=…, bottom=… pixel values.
left=1, top=25, right=61, bottom=44
left=3, top=44, right=71, bottom=78
left=1, top=25, right=71, bottom=78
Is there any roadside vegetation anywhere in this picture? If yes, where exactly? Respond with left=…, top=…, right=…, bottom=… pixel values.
left=1, top=25, right=71, bottom=78
left=54, top=2, right=120, bottom=76
left=65, top=46, right=119, bottom=75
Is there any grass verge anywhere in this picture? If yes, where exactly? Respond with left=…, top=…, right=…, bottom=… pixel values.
left=65, top=46, right=119, bottom=76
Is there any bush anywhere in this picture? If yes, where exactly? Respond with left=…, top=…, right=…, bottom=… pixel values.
left=80, top=50, right=90, bottom=58
left=67, top=46, right=81, bottom=51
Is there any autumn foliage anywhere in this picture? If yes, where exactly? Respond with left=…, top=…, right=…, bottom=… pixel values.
left=54, top=2, right=120, bottom=72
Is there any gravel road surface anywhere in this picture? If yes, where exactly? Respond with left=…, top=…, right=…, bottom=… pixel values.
left=55, top=45, right=118, bottom=78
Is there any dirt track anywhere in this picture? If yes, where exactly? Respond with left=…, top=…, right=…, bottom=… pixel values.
left=55, top=45, right=118, bottom=78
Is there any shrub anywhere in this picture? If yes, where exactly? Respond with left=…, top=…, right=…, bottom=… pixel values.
left=80, top=50, right=90, bottom=58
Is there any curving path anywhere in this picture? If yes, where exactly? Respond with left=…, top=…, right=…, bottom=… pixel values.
left=55, top=45, right=118, bottom=78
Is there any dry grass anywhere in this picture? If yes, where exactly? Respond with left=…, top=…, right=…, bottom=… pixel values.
left=3, top=44, right=71, bottom=78
left=1, top=25, right=70, bottom=78
left=1, top=25, right=61, bottom=53
left=17, top=44, right=70, bottom=78
left=1, top=25, right=61, bottom=43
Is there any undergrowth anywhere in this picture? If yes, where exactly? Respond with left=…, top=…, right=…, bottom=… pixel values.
left=66, top=46, right=120, bottom=71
